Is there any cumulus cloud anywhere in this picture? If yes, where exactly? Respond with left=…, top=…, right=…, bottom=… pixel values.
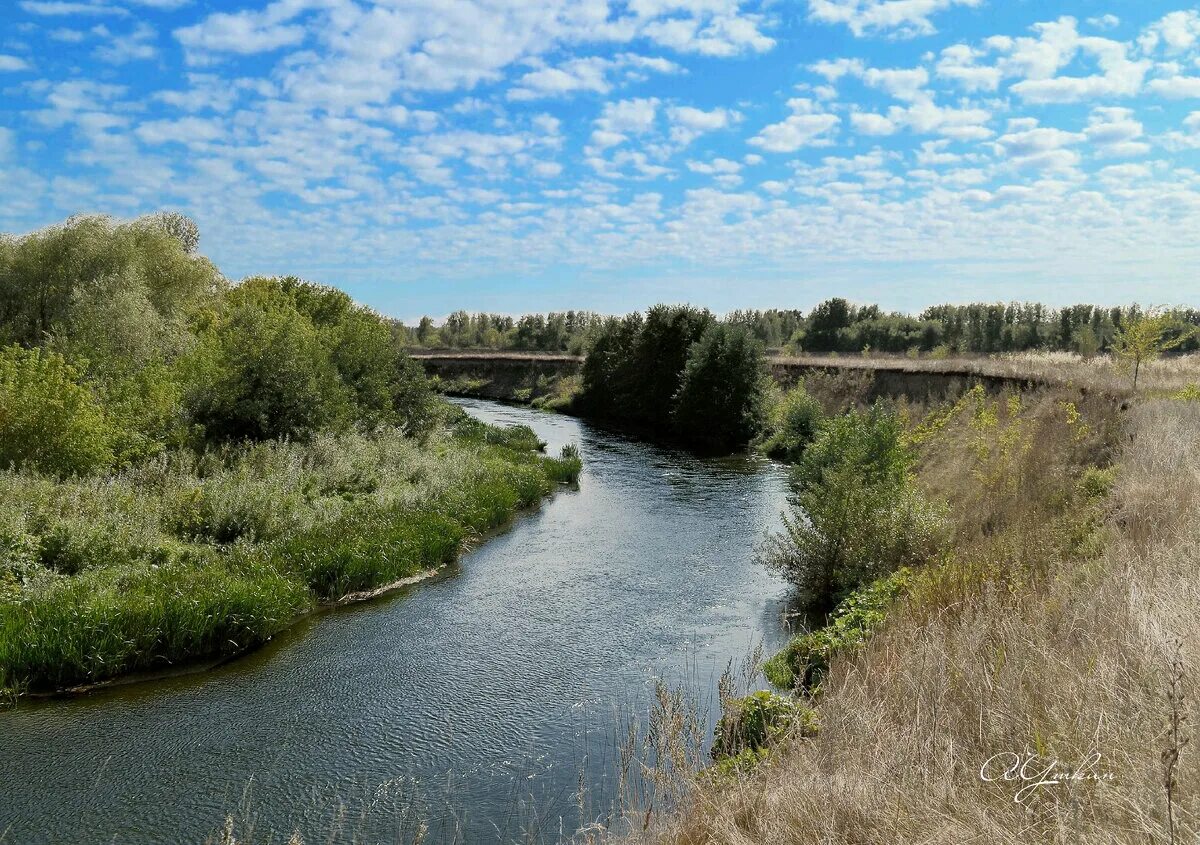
left=18, top=1, right=125, bottom=15
left=667, top=105, right=740, bottom=145
left=807, top=0, right=983, bottom=38
left=749, top=98, right=839, bottom=152
left=1083, top=107, right=1149, bottom=158
left=508, top=54, right=682, bottom=101
left=175, top=4, right=308, bottom=57
left=94, top=23, right=158, bottom=64
left=1138, top=10, right=1200, bottom=53
left=993, top=119, right=1083, bottom=171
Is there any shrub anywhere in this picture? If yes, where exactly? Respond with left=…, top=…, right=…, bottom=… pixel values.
left=711, top=690, right=818, bottom=760
left=762, top=404, right=947, bottom=611
left=0, top=345, right=116, bottom=476
left=760, top=382, right=823, bottom=462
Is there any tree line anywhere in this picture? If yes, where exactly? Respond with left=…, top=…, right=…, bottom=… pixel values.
left=404, top=299, right=1200, bottom=357
left=0, top=213, right=436, bottom=476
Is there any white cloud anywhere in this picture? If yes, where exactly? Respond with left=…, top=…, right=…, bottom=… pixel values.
left=135, top=116, right=226, bottom=146
left=640, top=11, right=775, bottom=56
left=807, top=0, right=982, bottom=38
left=861, top=66, right=929, bottom=100
left=994, top=120, right=1083, bottom=171
left=749, top=98, right=839, bottom=152
left=1083, top=107, right=1148, bottom=158
left=938, top=17, right=1148, bottom=104
left=666, top=105, right=740, bottom=145
left=175, top=0, right=312, bottom=57
left=1146, top=76, right=1200, bottom=98
left=1086, top=14, right=1119, bottom=31
left=94, top=23, right=158, bottom=64
left=509, top=57, right=613, bottom=100
left=935, top=44, right=1000, bottom=90
left=851, top=112, right=896, bottom=135
left=810, top=57, right=864, bottom=81
left=18, top=0, right=125, bottom=15
left=0, top=55, right=32, bottom=72
left=1138, top=10, right=1200, bottom=54
left=508, top=53, right=682, bottom=101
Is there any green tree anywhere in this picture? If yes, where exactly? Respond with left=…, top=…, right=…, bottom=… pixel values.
left=186, top=296, right=351, bottom=442
left=672, top=323, right=769, bottom=451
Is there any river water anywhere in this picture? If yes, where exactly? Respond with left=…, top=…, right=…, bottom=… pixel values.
left=0, top=399, right=793, bottom=845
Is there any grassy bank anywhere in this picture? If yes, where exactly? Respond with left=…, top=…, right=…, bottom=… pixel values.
left=0, top=407, right=580, bottom=700
left=0, top=213, right=585, bottom=702
left=634, top=384, right=1200, bottom=842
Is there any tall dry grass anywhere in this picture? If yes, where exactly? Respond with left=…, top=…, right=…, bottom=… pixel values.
left=776, top=350, right=1200, bottom=395
left=632, top=392, right=1200, bottom=845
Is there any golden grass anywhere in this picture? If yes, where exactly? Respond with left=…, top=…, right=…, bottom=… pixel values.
left=631, top=391, right=1200, bottom=845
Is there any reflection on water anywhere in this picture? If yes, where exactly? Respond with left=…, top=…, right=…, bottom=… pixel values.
left=0, top=399, right=792, bottom=844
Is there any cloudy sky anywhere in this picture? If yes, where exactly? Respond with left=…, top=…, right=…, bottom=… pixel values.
left=3, top=0, right=1200, bottom=319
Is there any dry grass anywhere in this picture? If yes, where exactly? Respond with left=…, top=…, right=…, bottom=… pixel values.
left=775, top=350, right=1200, bottom=395
left=413, top=349, right=1200, bottom=396
left=629, top=391, right=1200, bottom=845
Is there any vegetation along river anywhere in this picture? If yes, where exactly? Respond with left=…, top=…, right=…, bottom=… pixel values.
left=0, top=398, right=793, bottom=845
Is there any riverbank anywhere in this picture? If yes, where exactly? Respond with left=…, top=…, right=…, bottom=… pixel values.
left=0, top=407, right=581, bottom=703
left=634, top=387, right=1200, bottom=842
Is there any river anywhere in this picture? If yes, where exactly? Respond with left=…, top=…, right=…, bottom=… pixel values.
left=0, top=399, right=793, bottom=845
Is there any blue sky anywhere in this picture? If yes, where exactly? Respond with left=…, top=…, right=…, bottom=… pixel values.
left=2, top=0, right=1200, bottom=320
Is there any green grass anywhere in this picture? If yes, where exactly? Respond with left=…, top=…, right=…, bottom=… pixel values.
left=0, top=410, right=578, bottom=699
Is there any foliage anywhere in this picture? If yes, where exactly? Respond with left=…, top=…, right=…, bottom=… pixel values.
left=186, top=290, right=353, bottom=442
left=764, top=567, right=913, bottom=691
left=577, top=305, right=768, bottom=450
left=762, top=404, right=947, bottom=611
left=579, top=305, right=715, bottom=433
left=759, top=382, right=824, bottom=462
left=0, top=213, right=220, bottom=349
left=403, top=310, right=605, bottom=352
left=711, top=690, right=818, bottom=760
left=1113, top=309, right=1197, bottom=390
left=0, top=417, right=575, bottom=696
left=672, top=323, right=770, bottom=452
left=0, top=345, right=117, bottom=476
left=0, top=213, right=573, bottom=698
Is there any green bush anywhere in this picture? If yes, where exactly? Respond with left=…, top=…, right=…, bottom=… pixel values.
left=711, top=690, right=818, bottom=760
left=764, top=567, right=913, bottom=691
left=0, top=345, right=116, bottom=476
left=762, top=404, right=947, bottom=611
left=760, top=382, right=824, bottom=462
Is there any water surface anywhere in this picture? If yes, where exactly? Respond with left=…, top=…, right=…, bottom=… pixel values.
left=0, top=399, right=792, bottom=844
